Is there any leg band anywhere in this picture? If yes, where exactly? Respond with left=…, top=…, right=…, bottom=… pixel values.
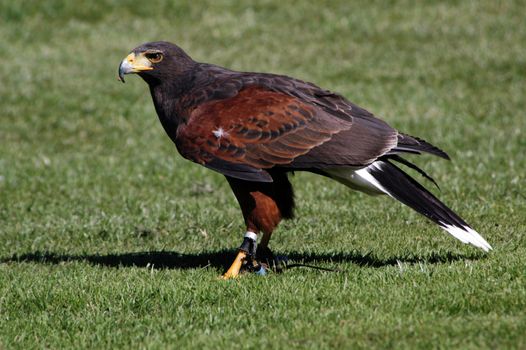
left=244, top=231, right=258, bottom=241
left=239, top=234, right=257, bottom=257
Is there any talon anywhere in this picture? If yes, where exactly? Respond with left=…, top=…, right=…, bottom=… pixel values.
left=257, top=246, right=287, bottom=273
left=221, top=250, right=247, bottom=279
left=221, top=231, right=260, bottom=279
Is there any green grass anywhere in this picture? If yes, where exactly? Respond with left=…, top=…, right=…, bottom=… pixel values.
left=1, top=0, right=525, bottom=348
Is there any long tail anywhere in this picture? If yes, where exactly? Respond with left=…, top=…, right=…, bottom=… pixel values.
left=327, top=160, right=492, bottom=251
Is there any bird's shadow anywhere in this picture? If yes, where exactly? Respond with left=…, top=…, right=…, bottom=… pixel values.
left=0, top=249, right=484, bottom=271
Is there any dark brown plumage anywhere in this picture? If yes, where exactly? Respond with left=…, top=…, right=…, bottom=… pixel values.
left=118, top=41, right=491, bottom=278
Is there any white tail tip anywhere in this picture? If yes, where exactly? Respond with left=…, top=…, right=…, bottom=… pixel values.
left=439, top=222, right=492, bottom=252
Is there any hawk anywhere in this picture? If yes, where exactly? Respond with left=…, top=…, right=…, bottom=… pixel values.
left=118, top=41, right=491, bottom=278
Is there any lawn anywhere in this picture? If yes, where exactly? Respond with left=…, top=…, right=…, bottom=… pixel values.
left=1, top=0, right=525, bottom=348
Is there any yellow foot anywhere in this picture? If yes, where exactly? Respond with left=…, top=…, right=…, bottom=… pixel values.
left=221, top=251, right=247, bottom=280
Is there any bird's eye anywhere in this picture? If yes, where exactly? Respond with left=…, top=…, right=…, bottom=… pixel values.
left=145, top=52, right=163, bottom=63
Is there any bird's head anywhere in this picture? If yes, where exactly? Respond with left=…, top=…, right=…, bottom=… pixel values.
left=118, top=41, right=195, bottom=85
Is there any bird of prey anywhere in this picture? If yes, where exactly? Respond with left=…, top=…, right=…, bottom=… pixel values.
left=118, top=41, right=491, bottom=279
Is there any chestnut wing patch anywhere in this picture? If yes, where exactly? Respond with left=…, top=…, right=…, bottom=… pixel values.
left=176, top=86, right=352, bottom=180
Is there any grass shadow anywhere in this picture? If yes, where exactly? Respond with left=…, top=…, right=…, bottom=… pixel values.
left=0, top=250, right=235, bottom=271
left=0, top=249, right=484, bottom=271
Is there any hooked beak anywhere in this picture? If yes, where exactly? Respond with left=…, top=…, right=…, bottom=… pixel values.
left=118, top=52, right=153, bottom=83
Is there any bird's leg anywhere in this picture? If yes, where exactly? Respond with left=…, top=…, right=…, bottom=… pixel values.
left=221, top=231, right=258, bottom=279
left=256, top=230, right=274, bottom=264
left=224, top=173, right=294, bottom=277
left=256, top=231, right=287, bottom=273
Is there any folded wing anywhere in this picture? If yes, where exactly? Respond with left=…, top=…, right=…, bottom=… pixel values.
left=176, top=85, right=400, bottom=181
